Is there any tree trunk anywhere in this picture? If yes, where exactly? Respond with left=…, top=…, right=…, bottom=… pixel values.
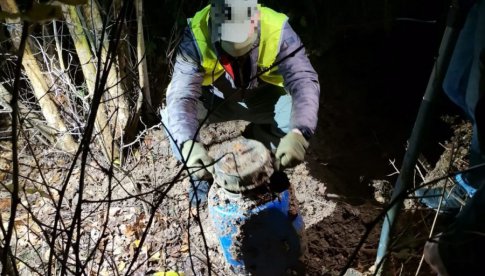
left=63, top=5, right=119, bottom=161
left=1, top=83, right=57, bottom=144
left=1, top=0, right=78, bottom=153
left=122, top=0, right=151, bottom=145
left=136, top=0, right=152, bottom=108
left=81, top=1, right=130, bottom=139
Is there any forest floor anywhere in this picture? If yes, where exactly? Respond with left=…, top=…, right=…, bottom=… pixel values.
left=0, top=115, right=471, bottom=276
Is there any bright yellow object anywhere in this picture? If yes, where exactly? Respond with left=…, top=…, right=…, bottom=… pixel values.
left=153, top=272, right=185, bottom=276
left=189, top=4, right=287, bottom=86
left=133, top=239, right=140, bottom=247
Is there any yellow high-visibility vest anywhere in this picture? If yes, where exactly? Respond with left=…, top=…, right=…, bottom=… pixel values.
left=189, top=5, right=287, bottom=87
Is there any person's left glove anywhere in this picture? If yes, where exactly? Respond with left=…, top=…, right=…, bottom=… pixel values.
left=274, top=131, right=309, bottom=171
left=181, top=140, right=214, bottom=179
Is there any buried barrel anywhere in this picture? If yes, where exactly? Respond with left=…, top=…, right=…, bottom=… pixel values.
left=208, top=138, right=305, bottom=275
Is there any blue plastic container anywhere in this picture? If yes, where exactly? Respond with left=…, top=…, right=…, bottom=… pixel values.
left=208, top=187, right=304, bottom=274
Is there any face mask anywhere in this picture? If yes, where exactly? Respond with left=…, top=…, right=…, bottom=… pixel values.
left=220, top=32, right=257, bottom=57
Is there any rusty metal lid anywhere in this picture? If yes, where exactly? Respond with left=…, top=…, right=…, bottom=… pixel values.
left=213, top=138, right=274, bottom=193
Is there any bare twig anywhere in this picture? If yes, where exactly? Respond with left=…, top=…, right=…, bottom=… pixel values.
left=1, top=20, right=30, bottom=276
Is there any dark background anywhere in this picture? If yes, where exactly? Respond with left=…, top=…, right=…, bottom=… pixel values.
left=144, top=0, right=463, bottom=201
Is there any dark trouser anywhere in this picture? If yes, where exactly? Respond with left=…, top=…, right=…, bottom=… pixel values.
left=438, top=178, right=485, bottom=275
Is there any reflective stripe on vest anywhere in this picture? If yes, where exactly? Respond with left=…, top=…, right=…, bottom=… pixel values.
left=189, top=5, right=287, bottom=87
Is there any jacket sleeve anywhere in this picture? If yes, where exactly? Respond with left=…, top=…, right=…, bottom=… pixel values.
left=276, top=21, right=320, bottom=134
left=165, top=26, right=205, bottom=147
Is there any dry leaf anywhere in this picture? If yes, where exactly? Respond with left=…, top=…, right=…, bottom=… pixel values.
left=0, top=198, right=11, bottom=209
left=168, top=245, right=181, bottom=257
left=149, top=251, right=161, bottom=261
left=190, top=208, right=198, bottom=217
left=113, top=246, right=123, bottom=256
left=49, top=172, right=61, bottom=185
left=43, top=249, right=51, bottom=261
left=180, top=244, right=189, bottom=253
left=99, top=268, right=110, bottom=276
left=133, top=239, right=141, bottom=248
left=117, top=261, right=126, bottom=272
left=124, top=225, right=136, bottom=238
left=109, top=207, right=122, bottom=216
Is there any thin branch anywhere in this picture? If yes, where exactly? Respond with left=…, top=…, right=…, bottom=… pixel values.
left=1, top=20, right=30, bottom=276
